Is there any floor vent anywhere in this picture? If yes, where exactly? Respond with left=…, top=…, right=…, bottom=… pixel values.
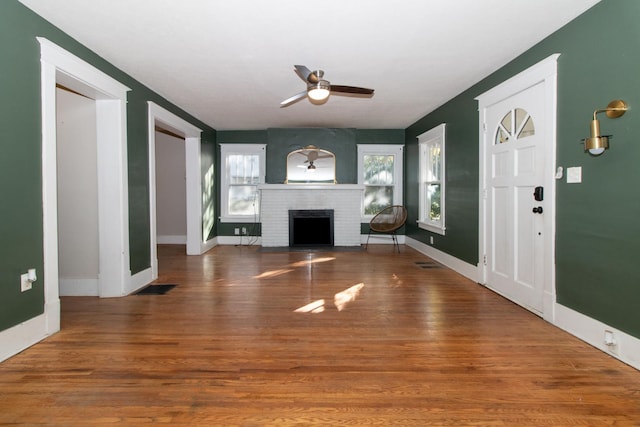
left=135, top=284, right=177, bottom=295
left=415, top=261, right=442, bottom=269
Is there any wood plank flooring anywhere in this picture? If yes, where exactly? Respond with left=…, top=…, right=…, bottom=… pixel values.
left=1, top=244, right=639, bottom=426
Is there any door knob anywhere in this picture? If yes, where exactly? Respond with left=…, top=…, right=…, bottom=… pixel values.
left=532, top=206, right=543, bottom=214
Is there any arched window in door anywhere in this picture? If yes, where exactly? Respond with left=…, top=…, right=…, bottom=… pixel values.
left=495, top=108, right=535, bottom=144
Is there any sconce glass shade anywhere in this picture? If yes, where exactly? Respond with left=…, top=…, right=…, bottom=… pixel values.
left=583, top=118, right=609, bottom=156
left=308, top=80, right=330, bottom=101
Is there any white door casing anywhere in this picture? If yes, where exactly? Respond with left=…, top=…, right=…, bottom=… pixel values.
left=1, top=37, right=132, bottom=362
left=476, top=54, right=559, bottom=321
left=39, top=37, right=131, bottom=303
left=147, top=102, right=204, bottom=280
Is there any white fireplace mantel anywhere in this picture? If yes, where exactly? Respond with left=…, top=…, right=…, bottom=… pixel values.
left=258, top=184, right=364, bottom=247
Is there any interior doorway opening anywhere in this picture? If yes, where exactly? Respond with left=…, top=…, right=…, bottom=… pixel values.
left=147, top=102, right=205, bottom=282
left=55, top=85, right=100, bottom=296
left=154, top=124, right=187, bottom=248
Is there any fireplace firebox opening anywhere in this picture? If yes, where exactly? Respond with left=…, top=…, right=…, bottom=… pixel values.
left=289, top=209, right=334, bottom=247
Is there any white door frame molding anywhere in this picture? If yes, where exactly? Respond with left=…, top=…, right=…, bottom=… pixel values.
left=2, top=37, right=131, bottom=361
left=38, top=37, right=132, bottom=302
left=476, top=53, right=559, bottom=322
left=147, top=102, right=204, bottom=277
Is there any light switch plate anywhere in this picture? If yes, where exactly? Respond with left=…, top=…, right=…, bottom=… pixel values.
left=567, top=167, right=582, bottom=183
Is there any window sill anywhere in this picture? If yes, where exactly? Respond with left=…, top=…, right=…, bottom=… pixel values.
left=220, top=216, right=260, bottom=224
left=417, top=221, right=445, bottom=235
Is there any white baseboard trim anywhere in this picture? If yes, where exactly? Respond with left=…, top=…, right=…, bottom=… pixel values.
left=0, top=314, right=48, bottom=363
left=216, top=235, right=262, bottom=246
left=407, top=237, right=640, bottom=370
left=59, top=278, right=99, bottom=296
left=405, top=237, right=480, bottom=283
left=127, top=267, right=154, bottom=295
left=201, top=237, right=217, bottom=253
left=157, top=235, right=187, bottom=244
left=361, top=234, right=406, bottom=245
left=554, top=303, right=640, bottom=370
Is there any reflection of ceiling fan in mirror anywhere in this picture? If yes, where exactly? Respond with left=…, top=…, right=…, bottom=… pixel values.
left=280, top=65, right=375, bottom=107
left=286, top=145, right=336, bottom=183
left=298, top=145, right=332, bottom=171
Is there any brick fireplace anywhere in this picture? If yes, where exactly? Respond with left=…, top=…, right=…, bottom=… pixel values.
left=258, top=184, right=364, bottom=247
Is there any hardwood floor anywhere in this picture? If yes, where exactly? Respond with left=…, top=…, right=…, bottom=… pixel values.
left=1, top=244, right=639, bottom=426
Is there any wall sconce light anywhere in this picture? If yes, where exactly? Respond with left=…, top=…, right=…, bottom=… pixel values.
left=582, top=99, right=628, bottom=156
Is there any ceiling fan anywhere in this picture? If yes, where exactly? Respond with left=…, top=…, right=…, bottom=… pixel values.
left=280, top=65, right=374, bottom=107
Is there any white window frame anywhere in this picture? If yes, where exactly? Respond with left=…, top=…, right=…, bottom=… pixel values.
left=418, top=124, right=446, bottom=235
left=357, top=144, right=404, bottom=221
left=220, top=143, right=266, bottom=223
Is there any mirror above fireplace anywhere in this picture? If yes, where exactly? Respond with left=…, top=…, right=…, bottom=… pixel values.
left=285, top=145, right=336, bottom=184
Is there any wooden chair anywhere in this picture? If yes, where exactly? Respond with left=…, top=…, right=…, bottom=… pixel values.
left=365, top=205, right=407, bottom=252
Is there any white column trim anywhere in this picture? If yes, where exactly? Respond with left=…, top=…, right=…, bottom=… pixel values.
left=147, top=102, right=206, bottom=266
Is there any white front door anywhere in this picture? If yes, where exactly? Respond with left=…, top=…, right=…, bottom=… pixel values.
left=477, top=55, right=558, bottom=318
left=485, top=83, right=545, bottom=312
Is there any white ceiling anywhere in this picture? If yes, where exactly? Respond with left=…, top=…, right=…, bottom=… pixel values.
left=19, top=0, right=600, bottom=131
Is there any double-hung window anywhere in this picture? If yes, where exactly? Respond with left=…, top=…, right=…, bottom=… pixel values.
left=357, top=144, right=404, bottom=220
left=418, top=124, right=446, bottom=234
left=220, top=144, right=266, bottom=223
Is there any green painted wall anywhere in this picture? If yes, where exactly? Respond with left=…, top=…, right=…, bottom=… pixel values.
left=406, top=0, right=640, bottom=338
left=0, top=2, right=45, bottom=329
left=0, top=0, right=216, bottom=331
left=216, top=128, right=404, bottom=235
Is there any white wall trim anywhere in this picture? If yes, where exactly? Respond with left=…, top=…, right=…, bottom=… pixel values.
left=476, top=53, right=560, bottom=321
left=555, top=304, right=640, bottom=370
left=38, top=36, right=131, bottom=300
left=147, top=102, right=204, bottom=282
left=216, top=236, right=262, bottom=246
left=361, top=234, right=406, bottom=245
left=4, top=37, right=133, bottom=362
left=0, top=36, right=132, bottom=361
left=157, top=235, right=188, bottom=245
left=185, top=137, right=203, bottom=255
left=128, top=268, right=154, bottom=294
left=201, top=238, right=217, bottom=253
left=0, top=314, right=48, bottom=363
left=59, top=279, right=99, bottom=297
left=406, top=237, right=480, bottom=283
left=406, top=236, right=640, bottom=371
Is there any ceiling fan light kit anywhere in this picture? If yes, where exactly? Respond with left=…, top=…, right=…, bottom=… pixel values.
left=280, top=65, right=374, bottom=107
left=307, top=80, right=330, bottom=101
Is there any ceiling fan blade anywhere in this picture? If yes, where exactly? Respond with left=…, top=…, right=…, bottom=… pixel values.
left=330, top=85, right=374, bottom=95
left=280, top=90, right=308, bottom=107
left=294, top=65, right=320, bottom=83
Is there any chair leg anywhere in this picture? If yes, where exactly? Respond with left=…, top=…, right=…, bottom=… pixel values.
left=365, top=230, right=372, bottom=249
left=391, top=232, right=399, bottom=252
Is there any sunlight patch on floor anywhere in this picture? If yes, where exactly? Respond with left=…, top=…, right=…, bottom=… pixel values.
left=294, top=282, right=365, bottom=314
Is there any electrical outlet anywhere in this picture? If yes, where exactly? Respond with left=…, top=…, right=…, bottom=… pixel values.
left=21, top=273, right=32, bottom=292
left=242, top=227, right=247, bottom=235
left=604, top=330, right=616, bottom=345
left=429, top=236, right=434, bottom=245
left=234, top=228, right=240, bottom=235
